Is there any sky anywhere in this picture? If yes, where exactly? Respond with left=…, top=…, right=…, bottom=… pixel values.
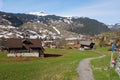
left=0, top=0, right=120, bottom=24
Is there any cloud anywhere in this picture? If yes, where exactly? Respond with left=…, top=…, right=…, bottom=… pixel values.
left=56, top=0, right=120, bottom=24
left=0, top=0, right=3, bottom=9
left=58, top=0, right=120, bottom=17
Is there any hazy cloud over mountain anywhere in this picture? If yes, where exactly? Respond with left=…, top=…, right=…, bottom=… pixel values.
left=0, top=0, right=120, bottom=24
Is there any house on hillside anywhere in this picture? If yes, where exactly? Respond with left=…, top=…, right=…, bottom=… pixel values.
left=80, top=41, right=95, bottom=50
left=65, top=37, right=79, bottom=45
left=3, top=38, right=44, bottom=57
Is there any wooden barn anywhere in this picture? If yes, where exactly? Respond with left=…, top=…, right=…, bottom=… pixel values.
left=3, top=38, right=44, bottom=57
left=80, top=41, right=95, bottom=49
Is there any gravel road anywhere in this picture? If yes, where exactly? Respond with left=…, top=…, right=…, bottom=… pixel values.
left=77, top=55, right=105, bottom=80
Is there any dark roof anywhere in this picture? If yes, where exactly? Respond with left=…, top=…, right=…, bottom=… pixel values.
left=4, top=38, right=23, bottom=48
left=4, top=38, right=42, bottom=48
left=80, top=41, right=94, bottom=46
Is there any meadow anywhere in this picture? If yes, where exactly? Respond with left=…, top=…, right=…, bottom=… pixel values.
left=0, top=49, right=100, bottom=80
left=91, top=47, right=120, bottom=80
left=0, top=48, right=119, bottom=80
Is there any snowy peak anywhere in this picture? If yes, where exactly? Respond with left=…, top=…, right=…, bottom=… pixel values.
left=109, top=23, right=120, bottom=30
left=27, top=12, right=48, bottom=16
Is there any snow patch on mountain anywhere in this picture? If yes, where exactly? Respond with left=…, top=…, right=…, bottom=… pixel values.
left=63, top=19, right=72, bottom=24
left=52, top=26, right=60, bottom=34
left=27, top=12, right=48, bottom=16
left=0, top=25, right=15, bottom=29
left=0, top=24, right=62, bottom=39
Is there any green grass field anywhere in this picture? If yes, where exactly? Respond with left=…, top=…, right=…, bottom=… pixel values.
left=0, top=49, right=100, bottom=80
left=0, top=48, right=119, bottom=80
left=91, top=47, right=120, bottom=80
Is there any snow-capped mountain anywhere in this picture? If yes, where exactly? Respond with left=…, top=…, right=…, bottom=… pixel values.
left=0, top=11, right=110, bottom=36
left=27, top=12, right=48, bottom=16
left=109, top=23, right=120, bottom=30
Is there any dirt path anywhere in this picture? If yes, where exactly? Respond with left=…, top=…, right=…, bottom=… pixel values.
left=77, top=55, right=105, bottom=80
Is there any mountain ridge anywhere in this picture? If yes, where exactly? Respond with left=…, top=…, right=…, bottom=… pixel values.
left=0, top=11, right=110, bottom=36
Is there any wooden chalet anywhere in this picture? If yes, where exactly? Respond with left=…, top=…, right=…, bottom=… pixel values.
left=80, top=41, right=95, bottom=49
left=3, top=38, right=44, bottom=57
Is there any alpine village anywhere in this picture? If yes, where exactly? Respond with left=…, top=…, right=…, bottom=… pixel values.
left=0, top=11, right=120, bottom=80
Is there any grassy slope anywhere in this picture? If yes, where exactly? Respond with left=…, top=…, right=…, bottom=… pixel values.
left=91, top=47, right=120, bottom=80
left=0, top=49, right=100, bottom=80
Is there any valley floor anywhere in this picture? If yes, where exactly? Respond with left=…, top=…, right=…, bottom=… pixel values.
left=0, top=47, right=119, bottom=80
